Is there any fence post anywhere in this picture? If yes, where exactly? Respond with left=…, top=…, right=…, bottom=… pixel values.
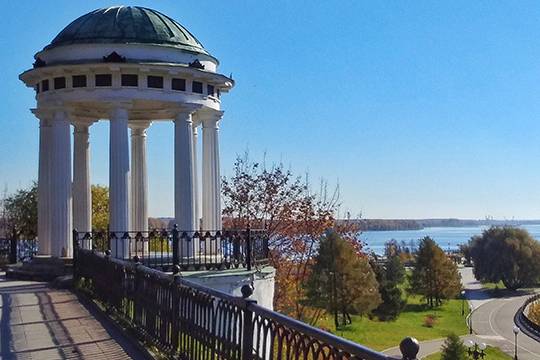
left=241, top=284, right=256, bottom=360
left=9, top=235, right=17, bottom=264
left=399, top=337, right=419, bottom=360
left=72, top=229, right=79, bottom=280
left=246, top=224, right=252, bottom=271
left=172, top=224, right=179, bottom=269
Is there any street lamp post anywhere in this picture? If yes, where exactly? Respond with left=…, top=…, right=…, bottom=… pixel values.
left=465, top=340, right=486, bottom=360
left=513, top=325, right=520, bottom=360
left=461, top=290, right=466, bottom=316
left=468, top=305, right=473, bottom=334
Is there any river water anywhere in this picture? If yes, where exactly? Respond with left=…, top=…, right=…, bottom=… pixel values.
left=361, top=224, right=540, bottom=255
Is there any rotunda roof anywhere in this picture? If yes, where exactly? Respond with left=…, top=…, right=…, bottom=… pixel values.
left=45, top=6, right=209, bottom=55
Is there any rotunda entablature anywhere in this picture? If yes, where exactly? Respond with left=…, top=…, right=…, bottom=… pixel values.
left=34, top=43, right=218, bottom=72
left=20, top=61, right=233, bottom=117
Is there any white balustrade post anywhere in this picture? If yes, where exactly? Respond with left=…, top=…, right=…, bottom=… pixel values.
left=130, top=122, right=150, bottom=254
left=49, top=110, right=72, bottom=257
left=174, top=109, right=197, bottom=258
left=37, top=115, right=52, bottom=256
left=109, top=107, right=130, bottom=258
left=73, top=122, right=93, bottom=249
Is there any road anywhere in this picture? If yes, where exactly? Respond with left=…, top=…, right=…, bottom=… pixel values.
left=462, top=267, right=540, bottom=360
left=383, top=268, right=540, bottom=359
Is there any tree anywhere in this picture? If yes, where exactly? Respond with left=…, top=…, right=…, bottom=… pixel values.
left=222, top=153, right=362, bottom=321
left=411, top=237, right=461, bottom=307
left=4, top=182, right=38, bottom=239
left=371, top=251, right=406, bottom=321
left=440, top=333, right=467, bottom=360
left=91, top=185, right=109, bottom=230
left=469, top=226, right=540, bottom=290
left=305, top=231, right=381, bottom=329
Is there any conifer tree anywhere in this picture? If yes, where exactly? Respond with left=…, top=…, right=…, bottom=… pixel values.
left=411, top=237, right=461, bottom=307
left=371, top=252, right=406, bottom=321
left=440, top=333, right=467, bottom=360
left=305, top=230, right=381, bottom=329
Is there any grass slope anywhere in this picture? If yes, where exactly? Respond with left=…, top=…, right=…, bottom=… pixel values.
left=319, top=295, right=468, bottom=351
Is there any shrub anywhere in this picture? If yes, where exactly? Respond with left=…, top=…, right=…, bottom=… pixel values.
left=423, top=314, right=437, bottom=328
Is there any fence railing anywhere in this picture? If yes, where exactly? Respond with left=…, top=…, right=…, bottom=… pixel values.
left=73, top=226, right=269, bottom=272
left=74, top=248, right=419, bottom=360
left=0, top=238, right=38, bottom=264
left=515, top=293, right=540, bottom=342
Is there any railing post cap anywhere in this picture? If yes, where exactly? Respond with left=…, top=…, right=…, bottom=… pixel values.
left=133, top=255, right=140, bottom=264
left=105, top=249, right=111, bottom=257
left=241, top=284, right=254, bottom=298
left=399, top=337, right=419, bottom=360
left=172, top=264, right=181, bottom=275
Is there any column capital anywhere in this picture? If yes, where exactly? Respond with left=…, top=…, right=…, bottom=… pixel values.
left=129, top=121, right=152, bottom=133
left=31, top=108, right=53, bottom=122
left=199, top=109, right=224, bottom=128
left=72, top=118, right=97, bottom=132
left=172, top=104, right=203, bottom=119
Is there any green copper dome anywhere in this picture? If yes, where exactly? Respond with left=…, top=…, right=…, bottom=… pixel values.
left=45, top=6, right=209, bottom=55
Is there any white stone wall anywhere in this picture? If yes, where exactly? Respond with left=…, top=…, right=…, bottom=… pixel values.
left=183, top=267, right=276, bottom=310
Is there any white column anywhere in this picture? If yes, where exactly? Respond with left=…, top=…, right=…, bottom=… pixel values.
left=73, top=122, right=92, bottom=249
left=193, top=125, right=201, bottom=230
left=130, top=123, right=150, bottom=233
left=109, top=107, right=130, bottom=258
left=50, top=110, right=72, bottom=257
left=175, top=109, right=197, bottom=258
left=202, top=111, right=224, bottom=232
left=37, top=116, right=52, bottom=256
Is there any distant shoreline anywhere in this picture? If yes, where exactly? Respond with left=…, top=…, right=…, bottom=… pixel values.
left=338, top=218, right=540, bottom=232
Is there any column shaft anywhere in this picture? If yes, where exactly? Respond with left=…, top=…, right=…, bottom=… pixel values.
left=130, top=126, right=149, bottom=233
left=37, top=118, right=51, bottom=256
left=73, top=123, right=92, bottom=249
left=50, top=111, right=72, bottom=257
left=109, top=108, right=130, bottom=258
left=175, top=111, right=196, bottom=257
left=193, top=126, right=201, bottom=230
left=202, top=113, right=223, bottom=232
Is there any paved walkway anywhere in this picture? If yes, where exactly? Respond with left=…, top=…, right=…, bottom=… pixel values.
left=0, top=272, right=145, bottom=359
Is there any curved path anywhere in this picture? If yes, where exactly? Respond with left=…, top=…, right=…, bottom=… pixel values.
left=0, top=272, right=146, bottom=359
left=383, top=268, right=540, bottom=359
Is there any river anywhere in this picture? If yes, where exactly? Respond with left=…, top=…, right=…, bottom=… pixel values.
left=361, top=224, right=540, bottom=255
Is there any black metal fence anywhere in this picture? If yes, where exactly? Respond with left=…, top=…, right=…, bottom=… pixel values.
left=0, top=238, right=38, bottom=264
left=73, top=226, right=269, bottom=272
left=74, top=248, right=417, bottom=360
left=515, top=293, right=540, bottom=342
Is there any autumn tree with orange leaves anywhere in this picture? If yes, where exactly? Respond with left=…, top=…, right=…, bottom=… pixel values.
left=222, top=153, right=362, bottom=322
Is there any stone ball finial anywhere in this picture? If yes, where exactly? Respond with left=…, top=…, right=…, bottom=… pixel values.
left=172, top=265, right=181, bottom=275
left=105, top=249, right=111, bottom=257
left=399, top=337, right=419, bottom=360
left=241, top=284, right=254, bottom=298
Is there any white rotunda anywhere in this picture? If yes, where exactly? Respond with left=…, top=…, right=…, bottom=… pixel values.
left=19, top=6, right=233, bottom=258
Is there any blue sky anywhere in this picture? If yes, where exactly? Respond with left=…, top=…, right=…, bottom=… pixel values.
left=2, top=1, right=540, bottom=219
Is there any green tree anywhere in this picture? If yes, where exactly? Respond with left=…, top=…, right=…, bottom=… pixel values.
left=371, top=253, right=406, bottom=321
left=440, top=333, right=467, bottom=360
left=91, top=185, right=109, bottom=230
left=411, top=237, right=461, bottom=307
left=305, top=230, right=381, bottom=329
left=469, top=226, right=540, bottom=290
left=4, top=182, right=38, bottom=239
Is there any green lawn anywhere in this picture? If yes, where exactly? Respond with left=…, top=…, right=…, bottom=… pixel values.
left=424, top=346, right=511, bottom=359
left=318, top=295, right=469, bottom=351
left=481, top=280, right=505, bottom=290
